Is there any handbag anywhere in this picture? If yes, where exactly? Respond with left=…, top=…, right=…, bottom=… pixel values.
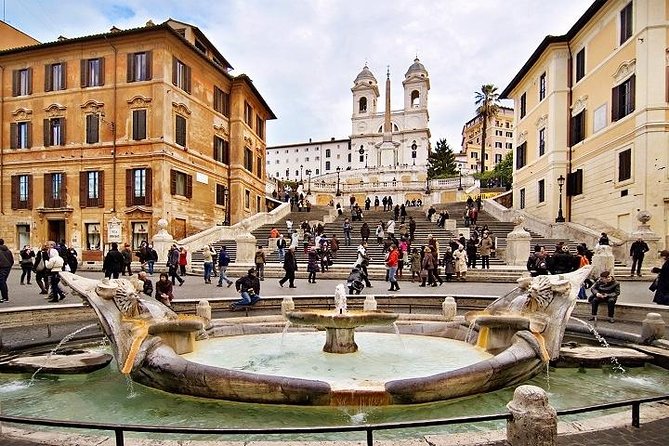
left=649, top=277, right=659, bottom=292
left=420, top=269, right=428, bottom=279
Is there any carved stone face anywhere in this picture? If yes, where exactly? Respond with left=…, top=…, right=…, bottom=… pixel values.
left=527, top=276, right=554, bottom=311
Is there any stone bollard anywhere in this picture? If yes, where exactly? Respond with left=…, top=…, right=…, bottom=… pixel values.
left=363, top=295, right=377, bottom=311
left=281, top=296, right=295, bottom=317
left=640, top=312, right=665, bottom=345
left=506, top=385, right=557, bottom=446
left=196, top=300, right=212, bottom=328
left=442, top=296, right=457, bottom=320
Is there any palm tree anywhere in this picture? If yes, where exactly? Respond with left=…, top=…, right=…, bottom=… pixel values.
left=474, top=84, right=500, bottom=175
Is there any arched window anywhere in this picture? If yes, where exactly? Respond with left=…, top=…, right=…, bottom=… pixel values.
left=359, top=97, right=367, bottom=113
left=411, top=90, right=420, bottom=107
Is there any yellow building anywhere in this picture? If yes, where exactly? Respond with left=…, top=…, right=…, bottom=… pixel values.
left=460, top=106, right=514, bottom=173
left=501, top=0, right=669, bottom=248
left=0, top=19, right=274, bottom=260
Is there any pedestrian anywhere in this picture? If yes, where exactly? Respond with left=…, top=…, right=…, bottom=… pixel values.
left=630, top=237, right=649, bottom=277
left=167, top=245, right=184, bottom=286
left=386, top=244, right=400, bottom=291
left=386, top=219, right=395, bottom=237
left=598, top=232, right=610, bottom=246
left=46, top=248, right=66, bottom=302
left=466, top=236, right=478, bottom=269
left=33, top=245, right=50, bottom=295
left=103, top=242, right=124, bottom=279
left=382, top=196, right=388, bottom=212
left=343, top=218, right=353, bottom=246
left=479, top=233, right=494, bottom=269
left=66, top=246, right=78, bottom=273
left=365, top=197, right=371, bottom=211
left=410, top=248, right=421, bottom=282
left=588, top=271, right=620, bottom=323
left=254, top=246, right=266, bottom=280
left=354, top=242, right=373, bottom=288
left=307, top=247, right=319, bottom=283
left=0, top=239, right=14, bottom=302
left=330, top=234, right=339, bottom=258
left=374, top=196, right=379, bottom=210
left=137, top=271, right=153, bottom=297
left=276, top=234, right=287, bottom=262
left=420, top=247, right=436, bottom=287
left=360, top=222, right=370, bottom=244
left=232, top=268, right=262, bottom=310
left=651, top=250, right=669, bottom=305
left=279, top=246, right=297, bottom=288
left=178, top=247, right=188, bottom=277
left=442, top=247, right=455, bottom=282
left=375, top=222, right=385, bottom=245
left=408, top=216, right=416, bottom=241
left=527, top=245, right=549, bottom=277
left=146, top=244, right=158, bottom=275
left=19, top=245, right=35, bottom=285
left=155, top=272, right=174, bottom=307
left=216, top=245, right=234, bottom=287
left=453, top=245, right=469, bottom=281
left=120, top=243, right=133, bottom=276
left=202, top=244, right=216, bottom=284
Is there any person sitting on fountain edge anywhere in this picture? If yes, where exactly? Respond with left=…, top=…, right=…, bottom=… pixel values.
left=588, top=271, right=620, bottom=323
left=232, top=268, right=261, bottom=310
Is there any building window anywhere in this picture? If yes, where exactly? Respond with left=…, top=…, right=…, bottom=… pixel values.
left=127, top=51, right=152, bottom=82
left=571, top=110, right=586, bottom=145
left=359, top=154, right=364, bottom=162
left=539, top=72, right=546, bottom=101
left=325, top=161, right=331, bottom=171
left=44, top=118, right=65, bottom=146
left=470, top=152, right=478, bottom=159
left=17, top=224, right=30, bottom=250
left=132, top=222, right=149, bottom=250
left=126, top=168, right=152, bottom=206
left=519, top=93, right=527, bottom=118
left=567, top=169, right=583, bottom=196
left=44, top=172, right=65, bottom=208
left=256, top=116, right=264, bottom=139
left=85, top=223, right=101, bottom=250
left=11, top=174, right=32, bottom=210
left=515, top=142, right=527, bottom=169
left=172, top=57, right=191, bottom=93
left=132, top=109, right=147, bottom=140
left=495, top=130, right=503, bottom=136
left=618, top=148, right=632, bottom=182
left=519, top=188, right=526, bottom=209
left=213, top=136, right=230, bottom=164
left=359, top=97, right=367, bottom=112
left=495, top=154, right=502, bottom=164
left=216, top=184, right=226, bottom=206
left=214, top=87, right=230, bottom=117
left=575, top=49, right=585, bottom=82
left=10, top=122, right=32, bottom=149
left=494, top=142, right=502, bottom=148
left=175, top=115, right=187, bottom=147
left=256, top=195, right=261, bottom=212
left=256, top=157, right=262, bottom=178
left=85, top=114, right=99, bottom=144
left=506, top=131, right=513, bottom=138
left=325, top=148, right=331, bottom=158
left=45, top=62, right=66, bottom=91
left=538, top=179, right=545, bottom=203
left=244, top=101, right=253, bottom=127
left=12, top=68, right=32, bottom=96
left=170, top=169, right=192, bottom=198
left=244, top=148, right=253, bottom=172
left=612, top=75, right=635, bottom=121
left=620, top=2, right=633, bottom=45
left=538, top=128, right=546, bottom=156
left=80, top=170, right=104, bottom=208
left=506, top=142, right=513, bottom=149
left=347, top=153, right=352, bottom=162
left=315, top=169, right=319, bottom=175
left=244, top=190, right=251, bottom=209
left=81, top=58, right=104, bottom=87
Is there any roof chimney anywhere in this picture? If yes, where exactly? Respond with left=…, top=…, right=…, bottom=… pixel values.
left=110, top=26, right=122, bottom=33
left=146, top=20, right=156, bottom=27
left=57, top=35, right=68, bottom=41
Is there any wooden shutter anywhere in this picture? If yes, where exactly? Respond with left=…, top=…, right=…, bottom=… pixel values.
left=60, top=173, right=67, bottom=207
left=80, top=59, right=87, bottom=87
left=98, top=57, right=105, bottom=85
left=185, top=64, right=191, bottom=94
left=60, top=62, right=67, bottom=89
left=629, top=75, right=636, bottom=113
left=126, top=169, right=133, bottom=206
left=170, top=170, right=177, bottom=195
left=27, top=175, right=33, bottom=209
left=172, top=56, right=178, bottom=86
left=145, top=168, right=152, bottom=206
left=11, top=176, right=19, bottom=210
left=133, top=109, right=146, bottom=140
left=79, top=172, right=88, bottom=207
left=43, top=119, right=51, bottom=147
left=86, top=115, right=99, bottom=143
left=60, top=118, right=66, bottom=145
left=44, top=173, right=53, bottom=208
left=10, top=123, right=17, bottom=149
left=44, top=64, right=53, bottom=92
left=127, top=53, right=134, bottom=82
left=98, top=171, right=105, bottom=207
left=145, top=51, right=152, bottom=80
left=27, top=122, right=32, bottom=148
left=27, top=68, right=32, bottom=94
left=185, top=174, right=193, bottom=198
left=12, top=70, right=19, bottom=96
left=612, top=85, right=620, bottom=121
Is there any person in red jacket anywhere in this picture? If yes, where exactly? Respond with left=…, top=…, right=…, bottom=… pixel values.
left=386, top=244, right=400, bottom=291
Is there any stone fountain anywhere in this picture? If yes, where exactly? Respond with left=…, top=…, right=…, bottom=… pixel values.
left=285, top=284, right=398, bottom=353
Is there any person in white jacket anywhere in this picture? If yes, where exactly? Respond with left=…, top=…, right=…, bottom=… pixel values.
left=46, top=248, right=66, bottom=302
left=453, top=244, right=469, bottom=281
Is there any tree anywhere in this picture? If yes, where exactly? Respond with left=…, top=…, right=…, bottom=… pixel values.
left=476, top=151, right=512, bottom=188
left=427, top=138, right=458, bottom=179
left=474, top=84, right=500, bottom=174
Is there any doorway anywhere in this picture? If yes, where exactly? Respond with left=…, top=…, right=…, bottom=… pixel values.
left=48, top=219, right=66, bottom=244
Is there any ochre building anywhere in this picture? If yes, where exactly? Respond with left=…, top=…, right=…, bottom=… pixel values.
left=0, top=19, right=274, bottom=260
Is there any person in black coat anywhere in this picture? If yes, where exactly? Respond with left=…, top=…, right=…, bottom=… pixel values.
left=629, top=237, right=649, bottom=277
left=232, top=268, right=261, bottom=309
left=279, top=247, right=297, bottom=288
left=103, top=242, right=124, bottom=279
left=651, top=250, right=669, bottom=306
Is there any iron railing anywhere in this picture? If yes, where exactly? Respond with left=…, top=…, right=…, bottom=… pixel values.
left=0, top=394, right=667, bottom=445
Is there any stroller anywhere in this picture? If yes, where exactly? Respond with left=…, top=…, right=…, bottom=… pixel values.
left=346, top=267, right=366, bottom=295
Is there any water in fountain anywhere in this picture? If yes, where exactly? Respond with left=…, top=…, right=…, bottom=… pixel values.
left=392, top=322, right=406, bottom=351
left=29, top=323, right=99, bottom=384
left=280, top=320, right=292, bottom=349
left=572, top=317, right=626, bottom=374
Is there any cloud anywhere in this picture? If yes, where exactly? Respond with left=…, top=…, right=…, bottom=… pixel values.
left=6, top=0, right=589, bottom=149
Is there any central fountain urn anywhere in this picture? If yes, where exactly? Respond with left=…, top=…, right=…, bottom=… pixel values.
left=285, top=284, right=398, bottom=353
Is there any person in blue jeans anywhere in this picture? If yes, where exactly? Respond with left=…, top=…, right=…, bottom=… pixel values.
left=231, top=268, right=261, bottom=310
left=217, top=246, right=233, bottom=287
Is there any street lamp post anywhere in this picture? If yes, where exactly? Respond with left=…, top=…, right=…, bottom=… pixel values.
left=555, top=175, right=566, bottom=223
left=305, top=169, right=312, bottom=195
left=458, top=167, right=463, bottom=191
left=336, top=166, right=341, bottom=196
left=224, top=188, right=230, bottom=225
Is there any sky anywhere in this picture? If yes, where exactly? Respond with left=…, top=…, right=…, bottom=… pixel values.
left=3, top=0, right=591, bottom=148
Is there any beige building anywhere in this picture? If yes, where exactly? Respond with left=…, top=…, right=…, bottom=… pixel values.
left=0, top=19, right=274, bottom=260
left=460, top=106, right=514, bottom=174
left=501, top=0, right=669, bottom=248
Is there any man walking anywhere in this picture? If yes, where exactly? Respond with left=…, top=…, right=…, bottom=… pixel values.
left=279, top=246, right=297, bottom=288
left=0, top=239, right=14, bottom=302
left=103, top=242, right=124, bottom=279
left=277, top=234, right=287, bottom=262
left=216, top=245, right=233, bottom=287
left=630, top=237, right=649, bottom=277
left=343, top=218, right=352, bottom=246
